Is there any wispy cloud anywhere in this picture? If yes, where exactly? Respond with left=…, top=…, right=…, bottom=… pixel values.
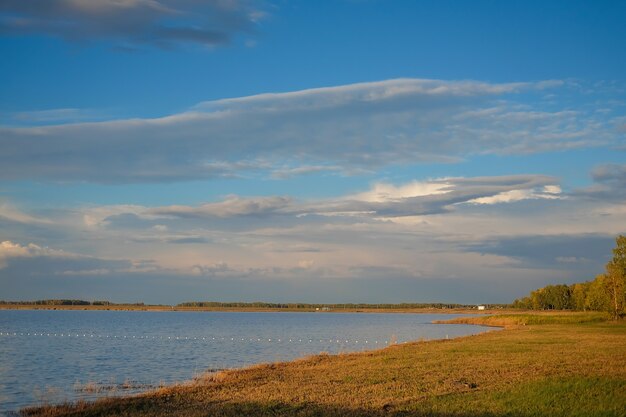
left=1, top=78, right=622, bottom=183
left=149, top=195, right=293, bottom=218
left=0, top=0, right=266, bottom=49
left=2, top=108, right=105, bottom=126
left=119, top=174, right=561, bottom=221
left=0, top=204, right=52, bottom=225
left=326, top=175, right=560, bottom=217
left=270, top=165, right=342, bottom=179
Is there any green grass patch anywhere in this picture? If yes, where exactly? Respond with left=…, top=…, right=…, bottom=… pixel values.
left=420, top=377, right=626, bottom=417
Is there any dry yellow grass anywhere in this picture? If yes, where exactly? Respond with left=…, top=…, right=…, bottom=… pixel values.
left=21, top=314, right=626, bottom=417
left=435, top=310, right=610, bottom=327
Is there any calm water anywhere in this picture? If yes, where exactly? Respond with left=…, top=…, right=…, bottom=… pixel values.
left=0, top=310, right=492, bottom=413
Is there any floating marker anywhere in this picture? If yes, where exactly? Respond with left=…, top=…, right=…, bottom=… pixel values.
left=0, top=329, right=428, bottom=352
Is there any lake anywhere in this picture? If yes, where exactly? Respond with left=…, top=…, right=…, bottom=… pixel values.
left=0, top=310, right=492, bottom=414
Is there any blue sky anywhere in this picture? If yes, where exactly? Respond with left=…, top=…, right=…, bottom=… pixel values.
left=1, top=0, right=625, bottom=304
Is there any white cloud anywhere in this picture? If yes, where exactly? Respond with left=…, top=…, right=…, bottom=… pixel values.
left=82, top=204, right=154, bottom=227
left=0, top=240, right=164, bottom=277
left=544, top=185, right=562, bottom=194
left=468, top=184, right=562, bottom=205
left=1, top=78, right=621, bottom=183
left=346, top=180, right=449, bottom=202
left=149, top=195, right=292, bottom=218
left=190, top=261, right=233, bottom=277
left=84, top=174, right=559, bottom=226
left=0, top=204, right=52, bottom=224
left=0, top=240, right=82, bottom=268
left=310, top=175, right=559, bottom=217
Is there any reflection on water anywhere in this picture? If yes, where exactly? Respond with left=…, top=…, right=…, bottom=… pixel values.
left=0, top=310, right=492, bottom=413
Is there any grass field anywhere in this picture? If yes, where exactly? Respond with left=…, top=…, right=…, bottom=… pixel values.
left=21, top=313, right=626, bottom=417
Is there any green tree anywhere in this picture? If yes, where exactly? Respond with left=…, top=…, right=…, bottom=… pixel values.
left=585, top=274, right=610, bottom=312
left=547, top=284, right=572, bottom=310
left=512, top=296, right=532, bottom=309
left=570, top=282, right=589, bottom=311
left=530, top=288, right=546, bottom=310
left=603, top=235, right=626, bottom=319
left=510, top=235, right=626, bottom=317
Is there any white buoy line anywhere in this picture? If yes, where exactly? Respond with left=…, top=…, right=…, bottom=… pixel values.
left=0, top=331, right=406, bottom=345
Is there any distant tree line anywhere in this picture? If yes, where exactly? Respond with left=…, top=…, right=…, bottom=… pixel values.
left=175, top=301, right=506, bottom=310
left=1, top=299, right=507, bottom=310
left=0, top=299, right=143, bottom=306
left=513, top=235, right=626, bottom=319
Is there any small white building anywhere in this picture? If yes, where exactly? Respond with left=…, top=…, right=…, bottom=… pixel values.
left=477, top=305, right=486, bottom=311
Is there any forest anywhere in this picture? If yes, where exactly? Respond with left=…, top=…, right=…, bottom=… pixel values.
left=513, top=235, right=626, bottom=319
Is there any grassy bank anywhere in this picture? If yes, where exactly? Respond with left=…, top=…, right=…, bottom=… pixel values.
left=21, top=312, right=626, bottom=417
left=434, top=311, right=611, bottom=327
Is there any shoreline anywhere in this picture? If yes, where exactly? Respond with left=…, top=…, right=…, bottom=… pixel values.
left=20, top=312, right=626, bottom=416
left=11, top=318, right=499, bottom=414
left=4, top=314, right=498, bottom=414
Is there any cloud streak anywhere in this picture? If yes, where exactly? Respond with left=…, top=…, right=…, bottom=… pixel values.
left=322, top=175, right=560, bottom=217
left=116, top=174, right=562, bottom=222
left=1, top=78, right=622, bottom=183
left=321, top=175, right=550, bottom=216
left=0, top=204, right=52, bottom=225
left=150, top=195, right=293, bottom=218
